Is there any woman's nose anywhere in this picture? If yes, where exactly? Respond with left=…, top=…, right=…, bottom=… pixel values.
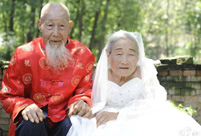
left=121, top=55, right=128, bottom=64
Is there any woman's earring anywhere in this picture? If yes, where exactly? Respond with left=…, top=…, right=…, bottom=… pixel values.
left=108, top=63, right=111, bottom=68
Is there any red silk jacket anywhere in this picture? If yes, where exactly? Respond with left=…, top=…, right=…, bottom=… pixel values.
left=0, top=37, right=95, bottom=136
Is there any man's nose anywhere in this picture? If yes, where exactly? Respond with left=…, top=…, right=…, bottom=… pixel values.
left=53, top=26, right=59, bottom=36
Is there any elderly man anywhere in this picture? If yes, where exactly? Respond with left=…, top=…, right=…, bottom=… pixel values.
left=0, top=2, right=94, bottom=136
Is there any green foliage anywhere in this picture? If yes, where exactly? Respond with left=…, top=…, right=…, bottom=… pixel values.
left=170, top=100, right=196, bottom=117
left=0, top=32, right=18, bottom=60
left=0, top=0, right=201, bottom=63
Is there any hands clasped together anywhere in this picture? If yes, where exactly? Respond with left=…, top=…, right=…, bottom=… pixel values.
left=21, top=100, right=118, bottom=127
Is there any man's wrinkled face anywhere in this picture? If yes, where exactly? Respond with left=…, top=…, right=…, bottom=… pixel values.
left=37, top=6, right=74, bottom=71
left=38, top=8, right=72, bottom=47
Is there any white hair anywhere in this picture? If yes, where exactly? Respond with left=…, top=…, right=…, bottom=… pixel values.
left=106, top=30, right=139, bottom=56
left=45, top=41, right=74, bottom=71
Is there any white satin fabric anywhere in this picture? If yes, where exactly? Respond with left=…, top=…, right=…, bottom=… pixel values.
left=67, top=31, right=201, bottom=136
left=67, top=78, right=201, bottom=136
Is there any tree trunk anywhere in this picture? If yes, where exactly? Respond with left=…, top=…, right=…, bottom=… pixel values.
left=69, top=0, right=81, bottom=39
left=98, top=0, right=110, bottom=58
left=9, top=0, right=16, bottom=32
left=78, top=0, right=85, bottom=42
left=27, top=5, right=36, bottom=42
left=36, top=0, right=43, bottom=38
left=2, top=0, right=7, bottom=33
left=89, top=0, right=103, bottom=50
left=165, top=0, right=169, bottom=56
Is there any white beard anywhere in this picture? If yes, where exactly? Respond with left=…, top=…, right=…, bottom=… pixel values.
left=45, top=41, right=74, bottom=71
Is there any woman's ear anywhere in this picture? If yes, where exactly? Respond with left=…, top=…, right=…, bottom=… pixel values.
left=106, top=49, right=110, bottom=56
left=106, top=49, right=112, bottom=68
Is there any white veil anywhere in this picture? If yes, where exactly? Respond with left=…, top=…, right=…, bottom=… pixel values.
left=68, top=31, right=201, bottom=136
left=91, top=30, right=167, bottom=113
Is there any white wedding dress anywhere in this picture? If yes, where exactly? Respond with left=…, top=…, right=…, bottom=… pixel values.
left=67, top=31, right=201, bottom=136
left=67, top=78, right=201, bottom=136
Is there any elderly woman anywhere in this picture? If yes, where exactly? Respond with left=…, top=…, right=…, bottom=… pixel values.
left=67, top=30, right=201, bottom=136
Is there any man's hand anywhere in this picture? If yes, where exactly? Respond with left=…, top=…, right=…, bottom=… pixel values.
left=21, top=104, right=46, bottom=124
left=96, top=111, right=119, bottom=127
left=68, top=100, right=93, bottom=118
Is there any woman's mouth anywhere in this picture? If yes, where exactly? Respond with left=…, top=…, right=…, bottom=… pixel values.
left=119, top=67, right=129, bottom=69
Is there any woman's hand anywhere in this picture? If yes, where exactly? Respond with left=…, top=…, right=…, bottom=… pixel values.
left=96, top=111, right=119, bottom=127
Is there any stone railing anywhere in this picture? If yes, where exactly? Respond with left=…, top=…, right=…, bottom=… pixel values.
left=156, top=56, right=201, bottom=124
left=0, top=56, right=201, bottom=134
left=0, top=60, right=10, bottom=136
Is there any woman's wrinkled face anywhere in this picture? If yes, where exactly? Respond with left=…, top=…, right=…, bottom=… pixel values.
left=108, top=38, right=138, bottom=78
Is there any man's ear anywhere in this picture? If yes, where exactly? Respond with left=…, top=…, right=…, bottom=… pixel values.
left=37, top=20, right=42, bottom=32
left=68, top=21, right=73, bottom=34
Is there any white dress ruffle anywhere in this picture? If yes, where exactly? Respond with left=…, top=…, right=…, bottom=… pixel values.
left=67, top=78, right=201, bottom=136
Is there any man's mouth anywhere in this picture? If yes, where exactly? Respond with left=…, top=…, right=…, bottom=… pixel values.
left=49, top=40, right=62, bottom=46
left=51, top=40, right=60, bottom=43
